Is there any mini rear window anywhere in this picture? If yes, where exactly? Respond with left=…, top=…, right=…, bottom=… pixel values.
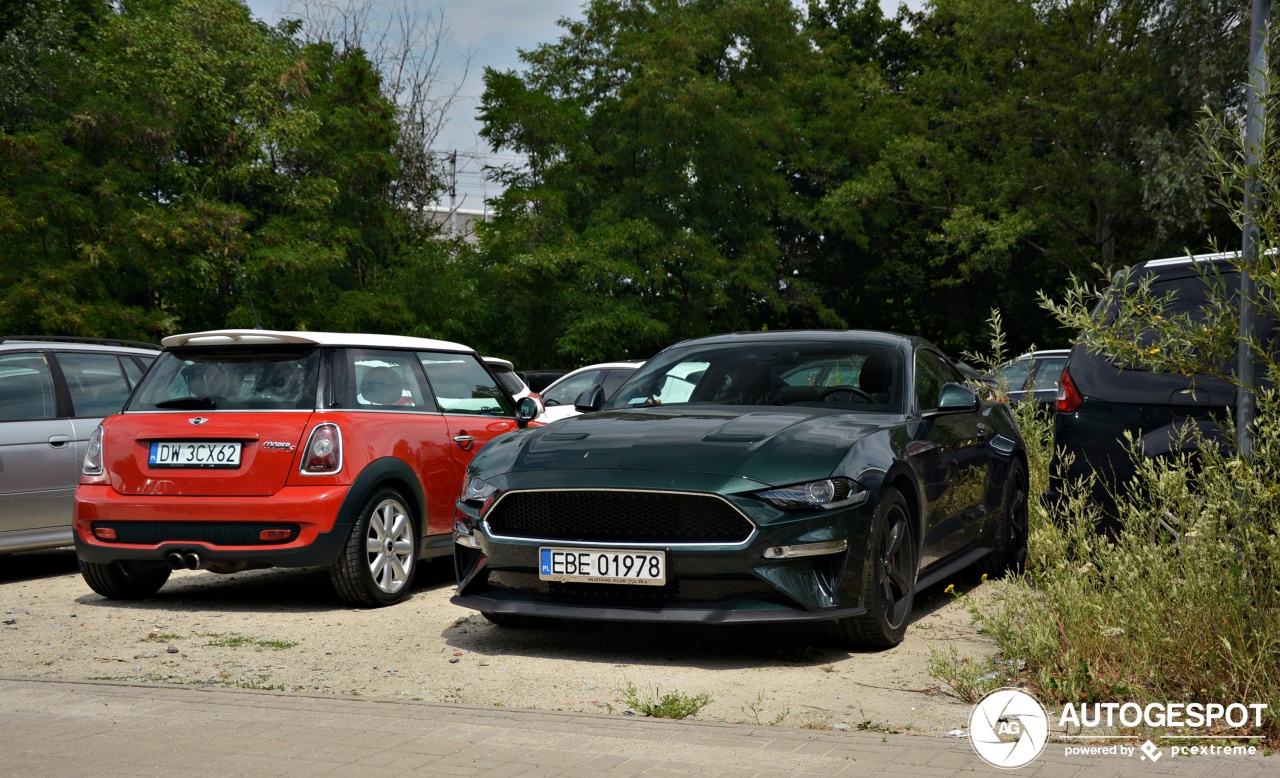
left=128, top=348, right=320, bottom=411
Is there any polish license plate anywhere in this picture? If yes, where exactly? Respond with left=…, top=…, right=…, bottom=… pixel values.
left=149, top=441, right=242, bottom=468
left=538, top=547, right=666, bottom=585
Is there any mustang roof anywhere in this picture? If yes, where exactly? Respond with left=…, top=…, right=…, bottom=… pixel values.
left=664, top=329, right=916, bottom=350
left=161, top=329, right=474, bottom=353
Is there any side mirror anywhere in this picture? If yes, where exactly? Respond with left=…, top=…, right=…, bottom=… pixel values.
left=573, top=384, right=605, bottom=413
left=936, top=382, right=980, bottom=412
left=515, top=396, right=540, bottom=428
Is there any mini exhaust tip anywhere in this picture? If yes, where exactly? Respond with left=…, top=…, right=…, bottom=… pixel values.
left=183, top=552, right=201, bottom=570
left=166, top=552, right=185, bottom=570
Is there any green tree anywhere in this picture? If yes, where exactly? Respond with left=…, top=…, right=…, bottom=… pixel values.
left=814, top=0, right=1248, bottom=353
left=478, top=0, right=834, bottom=365
left=0, top=0, right=435, bottom=340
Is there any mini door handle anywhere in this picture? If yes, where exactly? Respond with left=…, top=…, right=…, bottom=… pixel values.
left=453, top=435, right=475, bottom=444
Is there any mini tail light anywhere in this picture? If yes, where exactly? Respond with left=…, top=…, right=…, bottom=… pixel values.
left=80, top=425, right=110, bottom=484
left=93, top=526, right=117, bottom=540
left=1055, top=368, right=1082, bottom=414
left=259, top=529, right=292, bottom=542
left=300, top=423, right=342, bottom=475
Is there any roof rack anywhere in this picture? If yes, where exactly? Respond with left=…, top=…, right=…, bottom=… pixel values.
left=0, top=335, right=162, bottom=350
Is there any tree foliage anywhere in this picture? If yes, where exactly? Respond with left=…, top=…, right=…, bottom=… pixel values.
left=0, top=0, right=1256, bottom=371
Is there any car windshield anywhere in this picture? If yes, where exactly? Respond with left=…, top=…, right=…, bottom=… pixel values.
left=128, top=348, right=320, bottom=411
left=607, top=341, right=905, bottom=413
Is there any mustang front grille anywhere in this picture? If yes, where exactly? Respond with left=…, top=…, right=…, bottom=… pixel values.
left=91, top=521, right=298, bottom=546
left=484, top=490, right=754, bottom=544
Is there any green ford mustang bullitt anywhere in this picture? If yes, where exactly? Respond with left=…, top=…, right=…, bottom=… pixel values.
left=452, top=330, right=1027, bottom=648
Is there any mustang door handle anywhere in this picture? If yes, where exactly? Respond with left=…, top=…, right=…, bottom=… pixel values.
left=976, top=423, right=991, bottom=438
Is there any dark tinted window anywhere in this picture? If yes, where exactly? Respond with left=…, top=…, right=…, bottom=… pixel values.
left=600, top=369, right=635, bottom=398
left=0, top=353, right=55, bottom=421
left=55, top=352, right=134, bottom=417
left=914, top=350, right=959, bottom=411
left=130, top=348, right=320, bottom=411
left=609, top=342, right=904, bottom=413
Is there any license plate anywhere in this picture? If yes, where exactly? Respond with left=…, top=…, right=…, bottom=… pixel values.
left=149, top=441, right=242, bottom=468
left=539, top=547, right=666, bottom=585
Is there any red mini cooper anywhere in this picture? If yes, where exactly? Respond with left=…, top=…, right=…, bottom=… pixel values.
left=74, top=329, right=532, bottom=607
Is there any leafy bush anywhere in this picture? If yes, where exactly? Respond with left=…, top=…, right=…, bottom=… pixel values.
left=957, top=74, right=1280, bottom=740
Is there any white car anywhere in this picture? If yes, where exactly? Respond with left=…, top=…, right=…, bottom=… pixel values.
left=483, top=357, right=543, bottom=416
left=535, top=360, right=644, bottom=424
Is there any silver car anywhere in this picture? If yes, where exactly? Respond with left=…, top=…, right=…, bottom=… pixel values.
left=0, top=337, right=158, bottom=553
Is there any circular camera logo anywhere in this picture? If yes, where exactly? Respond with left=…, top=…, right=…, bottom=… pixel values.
left=969, top=688, right=1049, bottom=768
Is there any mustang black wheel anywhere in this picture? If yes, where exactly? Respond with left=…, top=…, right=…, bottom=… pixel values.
left=831, top=487, right=917, bottom=649
left=330, top=487, right=418, bottom=607
left=79, top=559, right=170, bottom=599
left=979, top=458, right=1028, bottom=577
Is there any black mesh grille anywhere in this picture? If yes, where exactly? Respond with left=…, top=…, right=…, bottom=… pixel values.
left=484, top=571, right=784, bottom=607
left=485, top=490, right=753, bottom=543
left=93, top=522, right=298, bottom=546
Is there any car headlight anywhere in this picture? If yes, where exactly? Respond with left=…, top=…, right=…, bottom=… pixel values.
left=463, top=475, right=498, bottom=503
left=756, top=477, right=867, bottom=510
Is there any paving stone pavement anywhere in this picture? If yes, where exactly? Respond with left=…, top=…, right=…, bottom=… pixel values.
left=0, top=677, right=1273, bottom=777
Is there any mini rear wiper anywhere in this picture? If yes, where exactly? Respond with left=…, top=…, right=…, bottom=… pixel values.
left=154, top=397, right=219, bottom=410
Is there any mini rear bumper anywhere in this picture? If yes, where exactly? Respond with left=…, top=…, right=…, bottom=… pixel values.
left=73, top=484, right=353, bottom=568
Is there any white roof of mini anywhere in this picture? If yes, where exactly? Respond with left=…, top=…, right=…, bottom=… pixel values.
left=161, top=329, right=474, bottom=353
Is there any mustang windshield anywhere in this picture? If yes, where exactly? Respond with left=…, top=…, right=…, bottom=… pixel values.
left=608, top=342, right=905, bottom=413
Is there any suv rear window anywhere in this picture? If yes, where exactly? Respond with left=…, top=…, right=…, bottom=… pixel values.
left=129, top=348, right=321, bottom=411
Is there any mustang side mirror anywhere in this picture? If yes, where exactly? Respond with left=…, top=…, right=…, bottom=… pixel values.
left=574, top=384, right=606, bottom=413
left=936, top=382, right=980, bottom=412
left=515, top=396, right=540, bottom=428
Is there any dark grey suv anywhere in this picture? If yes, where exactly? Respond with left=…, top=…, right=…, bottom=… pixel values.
left=1044, top=253, right=1251, bottom=530
left=0, top=337, right=158, bottom=553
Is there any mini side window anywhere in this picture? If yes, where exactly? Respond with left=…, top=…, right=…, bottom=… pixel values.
left=418, top=352, right=513, bottom=416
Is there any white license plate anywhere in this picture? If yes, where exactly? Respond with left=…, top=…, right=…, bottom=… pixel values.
left=149, top=441, right=242, bottom=468
left=538, top=547, right=666, bottom=585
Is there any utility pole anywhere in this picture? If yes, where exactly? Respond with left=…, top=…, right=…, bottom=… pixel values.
left=1238, top=0, right=1271, bottom=461
left=449, top=150, right=458, bottom=238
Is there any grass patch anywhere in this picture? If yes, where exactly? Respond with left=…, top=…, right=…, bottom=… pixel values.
left=925, top=643, right=1011, bottom=704
left=620, top=682, right=712, bottom=720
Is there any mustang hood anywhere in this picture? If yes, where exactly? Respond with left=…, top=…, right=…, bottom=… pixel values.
left=498, top=407, right=888, bottom=485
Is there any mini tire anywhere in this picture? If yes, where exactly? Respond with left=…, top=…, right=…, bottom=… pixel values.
left=79, top=559, right=171, bottom=599
left=831, top=486, right=917, bottom=649
left=978, top=458, right=1029, bottom=577
left=330, top=487, right=418, bottom=607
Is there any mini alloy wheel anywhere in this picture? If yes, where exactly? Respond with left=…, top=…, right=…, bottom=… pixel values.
left=331, top=488, right=418, bottom=607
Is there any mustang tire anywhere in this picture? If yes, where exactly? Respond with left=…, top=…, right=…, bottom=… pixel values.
left=831, top=487, right=917, bottom=649
left=330, top=487, right=418, bottom=607
left=978, top=458, right=1028, bottom=577
left=79, top=559, right=171, bottom=599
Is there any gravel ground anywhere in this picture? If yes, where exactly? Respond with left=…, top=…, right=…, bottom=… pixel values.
left=0, top=548, right=996, bottom=735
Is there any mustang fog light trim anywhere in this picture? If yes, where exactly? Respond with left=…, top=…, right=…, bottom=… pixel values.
left=454, top=520, right=482, bottom=548
left=756, top=477, right=867, bottom=510
left=762, top=539, right=849, bottom=559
